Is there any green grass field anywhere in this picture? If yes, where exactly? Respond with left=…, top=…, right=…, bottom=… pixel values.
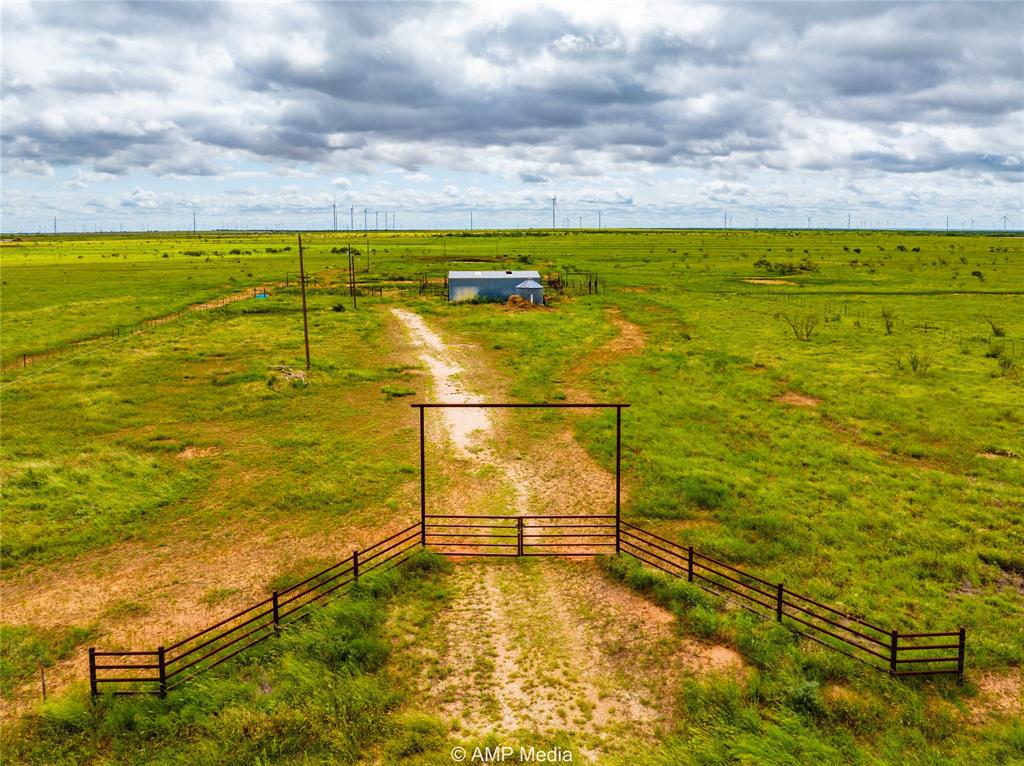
left=1, top=228, right=1021, bottom=764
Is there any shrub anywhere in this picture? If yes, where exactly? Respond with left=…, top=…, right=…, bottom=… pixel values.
left=986, top=317, right=1006, bottom=337
left=881, top=308, right=896, bottom=335
left=781, top=313, right=820, bottom=341
left=896, top=349, right=934, bottom=376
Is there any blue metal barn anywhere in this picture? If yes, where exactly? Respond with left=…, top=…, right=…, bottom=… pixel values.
left=448, top=270, right=545, bottom=305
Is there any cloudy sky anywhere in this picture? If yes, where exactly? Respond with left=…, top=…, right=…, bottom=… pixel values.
left=1, top=1, right=1021, bottom=232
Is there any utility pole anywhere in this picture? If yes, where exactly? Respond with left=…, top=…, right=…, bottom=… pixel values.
left=364, top=208, right=367, bottom=230
left=350, top=206, right=354, bottom=231
left=551, top=197, right=556, bottom=229
left=297, top=234, right=311, bottom=371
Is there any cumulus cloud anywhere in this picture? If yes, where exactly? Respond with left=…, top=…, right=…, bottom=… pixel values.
left=1, top=1, right=1021, bottom=228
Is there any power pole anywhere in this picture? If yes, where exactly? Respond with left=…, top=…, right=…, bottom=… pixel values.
left=297, top=234, right=311, bottom=371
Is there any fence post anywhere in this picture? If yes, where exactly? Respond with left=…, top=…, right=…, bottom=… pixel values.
left=615, top=406, right=621, bottom=554
left=419, top=406, right=426, bottom=547
left=889, top=629, right=898, bottom=675
left=272, top=591, right=280, bottom=634
left=687, top=546, right=694, bottom=582
left=776, top=583, right=784, bottom=622
left=158, top=646, right=167, bottom=699
left=88, top=647, right=97, bottom=699
left=353, top=549, right=360, bottom=582
left=517, top=517, right=524, bottom=557
left=22, top=353, right=26, bottom=367
left=957, top=627, right=966, bottom=684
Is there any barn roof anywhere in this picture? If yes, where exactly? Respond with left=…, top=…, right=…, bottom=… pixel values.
left=515, top=279, right=543, bottom=289
left=448, top=270, right=540, bottom=279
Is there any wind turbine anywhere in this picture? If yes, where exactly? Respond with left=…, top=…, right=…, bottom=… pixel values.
left=551, top=197, right=556, bottom=229
left=1003, top=214, right=1010, bottom=231
left=332, top=196, right=337, bottom=231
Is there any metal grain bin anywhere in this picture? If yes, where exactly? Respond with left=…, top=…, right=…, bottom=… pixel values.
left=512, top=279, right=544, bottom=305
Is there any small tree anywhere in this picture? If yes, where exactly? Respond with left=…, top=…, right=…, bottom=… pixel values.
left=985, top=317, right=1006, bottom=337
left=781, top=313, right=820, bottom=342
left=881, top=308, right=896, bottom=335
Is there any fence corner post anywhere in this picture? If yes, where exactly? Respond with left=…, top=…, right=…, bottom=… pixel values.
left=88, top=647, right=97, bottom=699
left=889, top=629, right=898, bottom=676
left=272, top=591, right=280, bottom=634
left=687, top=546, right=694, bottom=582
left=776, top=583, right=784, bottom=622
left=353, top=549, right=360, bottom=582
left=158, top=646, right=167, bottom=699
left=957, top=626, right=966, bottom=684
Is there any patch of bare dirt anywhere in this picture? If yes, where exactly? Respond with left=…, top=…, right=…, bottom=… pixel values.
left=776, top=390, right=821, bottom=408
left=966, top=669, right=1024, bottom=723
left=744, top=278, right=797, bottom=286
left=563, top=309, right=646, bottom=402
left=175, top=446, right=221, bottom=461
left=978, top=449, right=1019, bottom=460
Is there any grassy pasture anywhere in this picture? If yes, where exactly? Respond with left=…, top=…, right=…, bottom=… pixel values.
left=1, top=228, right=1022, bottom=763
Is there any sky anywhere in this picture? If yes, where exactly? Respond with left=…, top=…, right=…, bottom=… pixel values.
left=1, top=0, right=1022, bottom=232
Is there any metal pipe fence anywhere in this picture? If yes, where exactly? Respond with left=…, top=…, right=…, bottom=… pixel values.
left=89, top=522, right=422, bottom=697
left=618, top=520, right=965, bottom=680
left=89, top=514, right=965, bottom=697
